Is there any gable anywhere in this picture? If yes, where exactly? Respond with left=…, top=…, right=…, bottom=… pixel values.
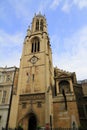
left=58, top=73, right=71, bottom=78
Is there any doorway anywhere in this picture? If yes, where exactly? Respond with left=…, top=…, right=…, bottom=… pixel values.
left=28, top=113, right=37, bottom=130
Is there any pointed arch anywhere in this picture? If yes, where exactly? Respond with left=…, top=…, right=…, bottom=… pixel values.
left=36, top=19, right=39, bottom=31
left=31, top=37, right=40, bottom=53
left=59, top=80, right=70, bottom=93
left=18, top=111, right=38, bottom=129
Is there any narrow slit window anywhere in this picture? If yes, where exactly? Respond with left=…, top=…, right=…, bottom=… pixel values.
left=40, top=20, right=43, bottom=31
left=31, top=43, right=34, bottom=53
left=36, top=19, right=39, bottom=31
left=37, top=42, right=40, bottom=51
left=35, top=42, right=36, bottom=52
left=0, top=116, right=2, bottom=123
left=32, top=74, right=34, bottom=81
left=2, top=90, right=7, bottom=104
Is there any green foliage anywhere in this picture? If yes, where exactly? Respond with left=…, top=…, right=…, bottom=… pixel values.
left=37, top=125, right=41, bottom=130
left=79, top=124, right=87, bottom=130
left=17, top=125, right=23, bottom=130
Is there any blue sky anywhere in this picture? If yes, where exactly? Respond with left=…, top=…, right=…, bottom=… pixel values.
left=0, top=0, right=87, bottom=80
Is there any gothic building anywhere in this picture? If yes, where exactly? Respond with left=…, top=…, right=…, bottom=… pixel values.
left=1, top=13, right=84, bottom=129
left=9, top=13, right=80, bottom=130
left=16, top=13, right=54, bottom=130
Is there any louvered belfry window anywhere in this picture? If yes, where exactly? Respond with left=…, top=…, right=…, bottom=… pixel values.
left=31, top=38, right=40, bottom=53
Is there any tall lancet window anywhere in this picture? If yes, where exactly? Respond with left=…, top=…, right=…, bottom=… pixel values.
left=40, top=19, right=43, bottom=31
left=59, top=80, right=70, bottom=93
left=31, top=37, right=40, bottom=53
left=36, top=19, right=39, bottom=31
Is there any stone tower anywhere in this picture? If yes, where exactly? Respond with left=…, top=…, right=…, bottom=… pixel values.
left=17, top=13, right=54, bottom=130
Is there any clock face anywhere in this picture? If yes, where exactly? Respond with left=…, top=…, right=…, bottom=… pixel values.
left=30, top=56, right=38, bottom=64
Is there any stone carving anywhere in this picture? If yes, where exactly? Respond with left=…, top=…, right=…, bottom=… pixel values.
left=20, top=93, right=45, bottom=101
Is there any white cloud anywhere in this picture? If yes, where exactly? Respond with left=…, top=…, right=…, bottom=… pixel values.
left=37, top=1, right=53, bottom=13
left=50, top=0, right=61, bottom=10
left=50, top=0, right=87, bottom=12
left=53, top=26, right=87, bottom=80
left=73, top=0, right=87, bottom=9
left=0, top=50, right=21, bottom=67
left=0, top=0, right=34, bottom=27
left=62, top=1, right=73, bottom=13
left=62, top=0, right=87, bottom=12
left=51, top=34, right=60, bottom=51
left=7, top=0, right=33, bottom=22
left=0, top=30, right=24, bottom=47
left=0, top=29, right=24, bottom=67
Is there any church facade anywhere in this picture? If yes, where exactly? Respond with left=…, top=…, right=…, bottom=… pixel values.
left=7, top=13, right=82, bottom=129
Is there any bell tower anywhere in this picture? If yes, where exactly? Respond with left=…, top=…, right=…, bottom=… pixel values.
left=17, top=13, right=54, bottom=129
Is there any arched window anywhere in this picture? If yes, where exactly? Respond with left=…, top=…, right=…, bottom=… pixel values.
left=36, top=19, right=39, bottom=31
left=40, top=19, right=43, bottom=31
left=31, top=37, right=40, bottom=53
left=59, top=80, right=70, bottom=93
